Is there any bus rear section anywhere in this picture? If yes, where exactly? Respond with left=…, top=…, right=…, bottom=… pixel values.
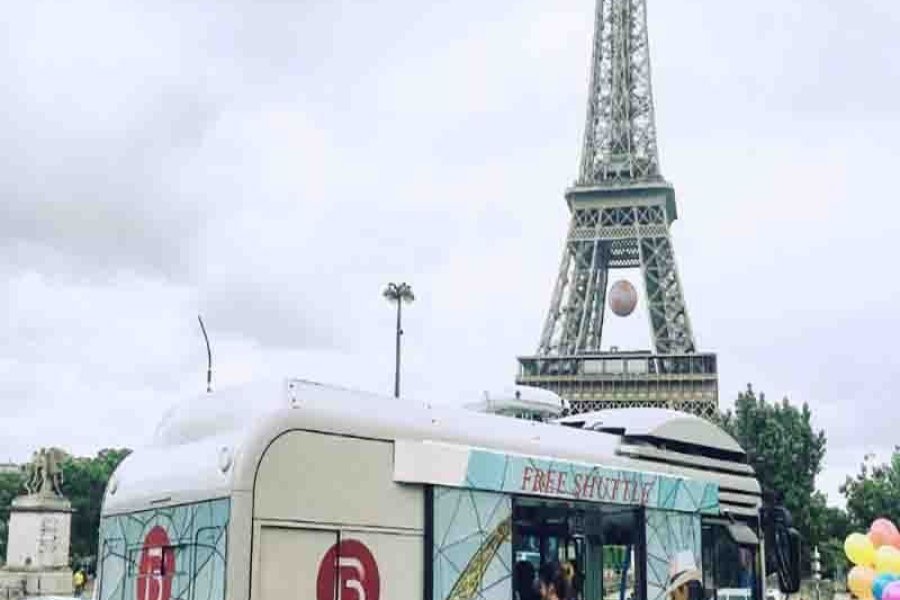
left=251, top=430, right=423, bottom=600
left=96, top=497, right=230, bottom=600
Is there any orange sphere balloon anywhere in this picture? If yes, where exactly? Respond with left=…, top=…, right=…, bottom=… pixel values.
left=609, top=280, right=638, bottom=317
left=849, top=565, right=877, bottom=599
left=872, top=520, right=900, bottom=549
left=887, top=531, right=900, bottom=550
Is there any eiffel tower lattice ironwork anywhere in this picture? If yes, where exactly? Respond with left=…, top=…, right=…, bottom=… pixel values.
left=516, top=0, right=718, bottom=419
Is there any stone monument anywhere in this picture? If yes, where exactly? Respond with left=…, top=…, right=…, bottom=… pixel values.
left=0, top=448, right=74, bottom=597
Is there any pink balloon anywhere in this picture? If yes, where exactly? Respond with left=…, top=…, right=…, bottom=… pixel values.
left=882, top=581, right=900, bottom=600
left=872, top=520, right=900, bottom=548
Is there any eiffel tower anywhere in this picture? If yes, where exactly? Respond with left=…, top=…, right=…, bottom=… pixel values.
left=516, top=0, right=718, bottom=419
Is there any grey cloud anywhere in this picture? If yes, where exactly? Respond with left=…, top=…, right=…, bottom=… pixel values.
left=0, top=1, right=224, bottom=279
left=0, top=0, right=897, bottom=505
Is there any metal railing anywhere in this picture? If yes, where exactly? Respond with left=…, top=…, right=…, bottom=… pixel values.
left=518, top=352, right=718, bottom=379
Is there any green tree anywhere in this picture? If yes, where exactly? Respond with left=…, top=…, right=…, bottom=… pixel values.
left=61, top=448, right=131, bottom=567
left=810, top=497, right=852, bottom=578
left=720, top=384, right=828, bottom=574
left=841, top=449, right=900, bottom=530
left=0, top=449, right=130, bottom=567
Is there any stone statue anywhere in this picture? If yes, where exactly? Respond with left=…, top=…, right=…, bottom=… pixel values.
left=22, top=448, right=65, bottom=497
left=3, top=447, right=73, bottom=596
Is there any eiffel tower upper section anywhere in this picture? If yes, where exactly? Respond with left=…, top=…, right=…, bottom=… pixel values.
left=578, top=0, right=661, bottom=187
left=517, top=0, right=718, bottom=419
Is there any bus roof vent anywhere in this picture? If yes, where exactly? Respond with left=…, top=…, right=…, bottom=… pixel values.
left=556, top=408, right=762, bottom=517
left=464, top=385, right=569, bottom=422
left=557, top=408, right=745, bottom=457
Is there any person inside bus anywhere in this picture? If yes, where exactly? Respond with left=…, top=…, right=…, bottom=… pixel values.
left=737, top=547, right=756, bottom=591
left=515, top=560, right=539, bottom=600
left=665, top=551, right=704, bottom=600
left=538, top=561, right=575, bottom=600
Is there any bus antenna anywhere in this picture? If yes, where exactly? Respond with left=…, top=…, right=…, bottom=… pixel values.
left=198, top=314, right=213, bottom=393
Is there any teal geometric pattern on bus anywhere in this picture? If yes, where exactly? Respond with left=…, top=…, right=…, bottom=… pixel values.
left=653, top=476, right=719, bottom=514
left=464, top=449, right=719, bottom=514
left=645, top=509, right=702, bottom=600
left=433, top=487, right=512, bottom=600
left=97, top=498, right=229, bottom=600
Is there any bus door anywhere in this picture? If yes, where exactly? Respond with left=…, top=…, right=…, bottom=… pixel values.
left=701, top=519, right=761, bottom=600
left=256, top=525, right=417, bottom=600
left=582, top=507, right=641, bottom=600
left=257, top=527, right=338, bottom=600
left=513, top=501, right=586, bottom=598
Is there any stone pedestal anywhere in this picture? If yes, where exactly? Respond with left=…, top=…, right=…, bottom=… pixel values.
left=0, top=493, right=74, bottom=597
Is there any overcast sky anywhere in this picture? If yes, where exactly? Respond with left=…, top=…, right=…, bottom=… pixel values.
left=1, top=0, right=898, bottom=505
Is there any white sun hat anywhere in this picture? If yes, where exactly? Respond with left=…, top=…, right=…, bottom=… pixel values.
left=665, top=551, right=703, bottom=596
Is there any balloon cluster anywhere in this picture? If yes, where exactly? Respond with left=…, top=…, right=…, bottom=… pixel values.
left=847, top=519, right=900, bottom=600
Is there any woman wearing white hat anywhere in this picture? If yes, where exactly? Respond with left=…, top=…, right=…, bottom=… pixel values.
left=665, top=551, right=704, bottom=600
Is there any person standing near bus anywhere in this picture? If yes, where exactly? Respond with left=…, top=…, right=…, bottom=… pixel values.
left=538, top=562, right=576, bottom=600
left=73, top=569, right=86, bottom=597
left=562, top=560, right=578, bottom=597
left=665, top=552, right=703, bottom=600
left=737, top=547, right=756, bottom=590
left=515, top=561, right=539, bottom=600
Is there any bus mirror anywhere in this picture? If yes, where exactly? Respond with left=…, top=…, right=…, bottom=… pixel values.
left=761, top=502, right=802, bottom=594
left=773, top=526, right=802, bottom=594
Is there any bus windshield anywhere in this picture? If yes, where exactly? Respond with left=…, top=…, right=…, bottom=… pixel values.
left=702, top=521, right=760, bottom=600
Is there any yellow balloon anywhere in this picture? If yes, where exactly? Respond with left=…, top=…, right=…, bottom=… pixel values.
left=876, top=546, right=900, bottom=576
left=848, top=533, right=878, bottom=567
left=849, top=565, right=877, bottom=598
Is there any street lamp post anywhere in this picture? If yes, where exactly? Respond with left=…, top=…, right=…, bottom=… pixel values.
left=383, top=282, right=415, bottom=398
left=812, top=546, right=821, bottom=600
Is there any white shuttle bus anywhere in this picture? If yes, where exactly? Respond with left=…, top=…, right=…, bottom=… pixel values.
left=95, top=380, right=800, bottom=600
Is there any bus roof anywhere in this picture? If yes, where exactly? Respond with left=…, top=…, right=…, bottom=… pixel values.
left=102, top=379, right=761, bottom=518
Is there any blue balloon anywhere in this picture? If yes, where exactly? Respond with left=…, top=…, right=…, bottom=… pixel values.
left=873, top=574, right=897, bottom=600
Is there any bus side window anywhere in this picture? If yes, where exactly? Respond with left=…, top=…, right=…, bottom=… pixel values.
left=512, top=500, right=643, bottom=600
